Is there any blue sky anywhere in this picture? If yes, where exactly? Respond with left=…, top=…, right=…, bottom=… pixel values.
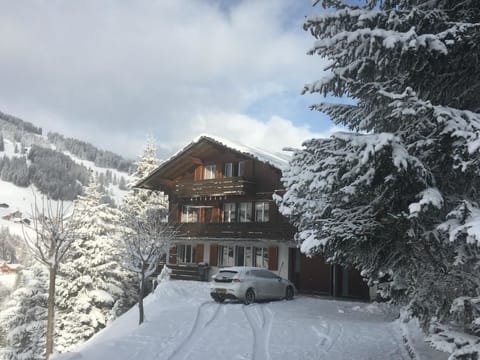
left=0, top=0, right=341, bottom=159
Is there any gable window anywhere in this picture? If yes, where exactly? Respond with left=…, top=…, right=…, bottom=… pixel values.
left=181, top=205, right=199, bottom=223
left=223, top=203, right=236, bottom=223
left=204, top=165, right=216, bottom=180
left=224, top=163, right=233, bottom=177
left=177, top=244, right=196, bottom=264
left=238, top=202, right=252, bottom=222
left=238, top=161, right=245, bottom=177
left=255, top=201, right=270, bottom=222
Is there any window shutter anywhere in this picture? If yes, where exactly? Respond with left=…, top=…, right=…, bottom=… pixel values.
left=169, top=246, right=177, bottom=264
left=212, top=207, right=221, bottom=223
left=268, top=246, right=278, bottom=271
left=245, top=160, right=254, bottom=177
left=195, top=244, right=204, bottom=263
left=194, top=165, right=203, bottom=180
left=209, top=244, right=218, bottom=266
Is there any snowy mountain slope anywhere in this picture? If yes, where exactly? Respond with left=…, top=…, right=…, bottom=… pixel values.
left=0, top=133, right=131, bottom=236
left=53, top=280, right=447, bottom=360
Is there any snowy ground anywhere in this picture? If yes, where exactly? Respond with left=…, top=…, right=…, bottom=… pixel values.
left=53, top=281, right=447, bottom=360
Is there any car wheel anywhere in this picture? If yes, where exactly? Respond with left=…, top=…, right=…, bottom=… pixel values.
left=214, top=296, right=225, bottom=303
left=244, top=288, right=255, bottom=305
left=285, top=286, right=294, bottom=300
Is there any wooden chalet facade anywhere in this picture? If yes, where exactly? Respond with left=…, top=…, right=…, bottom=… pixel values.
left=136, top=135, right=371, bottom=300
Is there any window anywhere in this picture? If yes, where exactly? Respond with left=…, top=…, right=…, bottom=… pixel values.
left=223, top=203, right=236, bottom=223
left=244, top=246, right=253, bottom=267
left=218, top=245, right=257, bottom=267
left=177, top=244, right=196, bottom=264
left=204, top=165, right=216, bottom=180
left=218, top=245, right=235, bottom=267
left=254, top=247, right=268, bottom=268
left=181, top=205, right=199, bottom=223
left=224, top=163, right=233, bottom=177
left=238, top=161, right=245, bottom=177
left=238, top=202, right=252, bottom=222
left=255, top=202, right=270, bottom=222
left=235, top=246, right=245, bottom=266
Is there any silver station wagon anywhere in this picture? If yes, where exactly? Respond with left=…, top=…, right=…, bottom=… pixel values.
left=210, top=266, right=295, bottom=304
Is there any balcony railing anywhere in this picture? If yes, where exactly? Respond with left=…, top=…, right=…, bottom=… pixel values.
left=175, top=177, right=256, bottom=198
left=176, top=222, right=295, bottom=240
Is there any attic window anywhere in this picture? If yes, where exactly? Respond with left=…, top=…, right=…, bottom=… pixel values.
left=224, top=163, right=233, bottom=177
left=238, top=161, right=245, bottom=177
left=204, top=165, right=216, bottom=179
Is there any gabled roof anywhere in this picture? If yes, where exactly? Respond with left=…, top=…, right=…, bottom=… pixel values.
left=135, top=134, right=290, bottom=190
left=190, top=134, right=290, bottom=170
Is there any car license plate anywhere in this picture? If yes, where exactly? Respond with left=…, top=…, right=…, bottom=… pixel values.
left=216, top=288, right=226, bottom=294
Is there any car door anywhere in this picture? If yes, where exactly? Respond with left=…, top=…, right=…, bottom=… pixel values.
left=251, top=270, right=268, bottom=299
left=258, top=270, right=280, bottom=299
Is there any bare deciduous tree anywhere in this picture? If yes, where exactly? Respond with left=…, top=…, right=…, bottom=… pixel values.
left=22, top=196, right=77, bottom=359
left=121, top=208, right=176, bottom=325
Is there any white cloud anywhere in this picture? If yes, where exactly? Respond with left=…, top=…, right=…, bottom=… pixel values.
left=0, top=0, right=330, bottom=159
left=158, top=113, right=340, bottom=159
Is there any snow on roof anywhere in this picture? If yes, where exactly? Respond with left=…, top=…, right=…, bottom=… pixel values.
left=192, top=134, right=290, bottom=170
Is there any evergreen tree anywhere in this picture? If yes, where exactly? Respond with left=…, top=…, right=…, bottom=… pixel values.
left=1, top=265, right=48, bottom=360
left=277, top=0, right=480, bottom=348
left=0, top=134, right=4, bottom=152
left=121, top=136, right=166, bottom=216
left=55, top=176, right=136, bottom=352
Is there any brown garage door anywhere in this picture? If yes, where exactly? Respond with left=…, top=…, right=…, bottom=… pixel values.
left=298, top=253, right=332, bottom=295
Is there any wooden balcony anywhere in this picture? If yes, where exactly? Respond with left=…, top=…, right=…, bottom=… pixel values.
left=176, top=222, right=295, bottom=240
left=175, top=177, right=255, bottom=198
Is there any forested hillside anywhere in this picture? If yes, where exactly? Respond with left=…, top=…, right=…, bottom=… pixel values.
left=47, top=132, right=132, bottom=172
left=0, top=110, right=132, bottom=202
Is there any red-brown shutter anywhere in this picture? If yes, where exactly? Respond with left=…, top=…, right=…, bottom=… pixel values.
left=169, top=246, right=177, bottom=264
left=195, top=244, right=204, bottom=263
left=268, top=246, right=278, bottom=271
left=209, top=244, right=218, bottom=266
left=212, top=207, right=221, bottom=223
left=194, top=165, right=203, bottom=180
left=245, top=160, right=254, bottom=177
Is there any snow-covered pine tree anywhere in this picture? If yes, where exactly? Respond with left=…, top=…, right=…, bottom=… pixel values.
left=121, top=136, right=166, bottom=216
left=277, top=0, right=480, bottom=348
left=119, top=136, right=170, bottom=325
left=1, top=265, right=48, bottom=360
left=55, top=176, right=136, bottom=353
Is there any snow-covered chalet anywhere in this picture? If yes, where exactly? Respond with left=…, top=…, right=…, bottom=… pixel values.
left=136, top=135, right=371, bottom=300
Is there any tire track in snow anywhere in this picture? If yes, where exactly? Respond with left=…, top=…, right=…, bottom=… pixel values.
left=242, top=305, right=274, bottom=360
left=166, top=301, right=221, bottom=360
left=309, top=316, right=341, bottom=359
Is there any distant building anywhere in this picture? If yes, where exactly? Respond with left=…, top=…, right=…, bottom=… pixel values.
left=136, top=135, right=371, bottom=300
left=2, top=210, right=22, bottom=221
left=0, top=263, right=22, bottom=273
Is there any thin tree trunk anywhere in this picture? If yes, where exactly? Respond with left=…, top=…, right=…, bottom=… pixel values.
left=46, top=266, right=56, bottom=359
left=138, top=273, right=145, bottom=325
